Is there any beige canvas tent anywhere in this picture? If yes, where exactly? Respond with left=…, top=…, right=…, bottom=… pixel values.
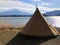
left=21, top=7, right=59, bottom=37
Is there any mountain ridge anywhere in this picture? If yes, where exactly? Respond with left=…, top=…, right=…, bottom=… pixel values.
left=0, top=9, right=60, bottom=16
left=0, top=9, right=31, bottom=15
left=44, top=10, right=60, bottom=16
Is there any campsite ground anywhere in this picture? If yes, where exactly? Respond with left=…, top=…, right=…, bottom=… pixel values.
left=0, top=28, right=21, bottom=45
left=0, top=27, right=60, bottom=45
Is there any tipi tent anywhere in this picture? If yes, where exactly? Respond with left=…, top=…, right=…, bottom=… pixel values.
left=21, top=7, right=59, bottom=37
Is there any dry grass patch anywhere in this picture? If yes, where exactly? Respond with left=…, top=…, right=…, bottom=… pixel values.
left=0, top=28, right=21, bottom=45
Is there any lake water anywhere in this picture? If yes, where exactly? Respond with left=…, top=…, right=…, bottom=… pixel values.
left=0, top=16, right=60, bottom=28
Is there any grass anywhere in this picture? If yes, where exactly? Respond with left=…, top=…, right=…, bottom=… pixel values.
left=0, top=28, right=22, bottom=45
left=0, top=27, right=60, bottom=45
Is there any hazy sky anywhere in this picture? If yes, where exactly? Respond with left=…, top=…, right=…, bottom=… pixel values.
left=0, top=0, right=60, bottom=14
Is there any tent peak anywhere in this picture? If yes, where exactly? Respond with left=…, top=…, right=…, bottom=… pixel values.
left=35, top=4, right=38, bottom=9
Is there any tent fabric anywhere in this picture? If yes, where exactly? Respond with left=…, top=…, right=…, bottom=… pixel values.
left=21, top=8, right=59, bottom=37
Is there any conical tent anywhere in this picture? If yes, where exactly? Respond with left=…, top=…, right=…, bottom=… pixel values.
left=21, top=8, right=59, bottom=37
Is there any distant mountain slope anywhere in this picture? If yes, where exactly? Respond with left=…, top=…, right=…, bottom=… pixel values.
left=0, top=9, right=60, bottom=16
left=44, top=10, right=60, bottom=16
left=0, top=9, right=31, bottom=15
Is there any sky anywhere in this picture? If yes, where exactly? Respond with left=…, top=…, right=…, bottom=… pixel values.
left=0, top=0, right=60, bottom=14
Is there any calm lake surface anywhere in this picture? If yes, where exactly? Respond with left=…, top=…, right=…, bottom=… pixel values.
left=0, top=16, right=60, bottom=28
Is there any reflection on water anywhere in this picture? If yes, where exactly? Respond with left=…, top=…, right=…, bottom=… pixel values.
left=0, top=17, right=31, bottom=28
left=0, top=16, right=60, bottom=28
left=46, top=16, right=60, bottom=27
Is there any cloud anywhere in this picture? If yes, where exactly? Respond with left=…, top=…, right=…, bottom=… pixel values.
left=32, top=0, right=41, bottom=2
left=0, top=0, right=60, bottom=14
left=42, top=2, right=53, bottom=6
left=0, top=0, right=19, bottom=1
left=0, top=7, right=13, bottom=12
left=32, top=0, right=53, bottom=6
left=39, top=7, right=60, bottom=13
left=0, top=0, right=35, bottom=13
